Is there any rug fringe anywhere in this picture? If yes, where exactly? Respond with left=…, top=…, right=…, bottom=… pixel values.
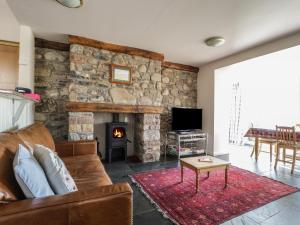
left=129, top=175, right=181, bottom=225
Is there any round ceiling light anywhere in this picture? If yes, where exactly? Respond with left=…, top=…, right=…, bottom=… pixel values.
left=56, top=0, right=83, bottom=8
left=204, top=36, right=225, bottom=47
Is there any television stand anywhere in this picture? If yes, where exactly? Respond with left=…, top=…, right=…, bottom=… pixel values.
left=165, top=130, right=208, bottom=159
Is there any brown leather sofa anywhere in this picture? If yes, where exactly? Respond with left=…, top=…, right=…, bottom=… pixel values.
left=0, top=123, right=133, bottom=225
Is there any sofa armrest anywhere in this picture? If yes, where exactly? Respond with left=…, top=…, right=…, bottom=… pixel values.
left=55, top=140, right=97, bottom=157
left=0, top=183, right=133, bottom=225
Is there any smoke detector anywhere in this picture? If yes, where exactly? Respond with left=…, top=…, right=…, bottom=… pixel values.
left=56, top=0, right=83, bottom=8
left=205, top=36, right=225, bottom=47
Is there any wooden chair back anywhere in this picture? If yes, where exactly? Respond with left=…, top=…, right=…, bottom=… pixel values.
left=276, top=126, right=296, bottom=148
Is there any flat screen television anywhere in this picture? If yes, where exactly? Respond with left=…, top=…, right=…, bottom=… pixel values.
left=171, top=107, right=202, bottom=131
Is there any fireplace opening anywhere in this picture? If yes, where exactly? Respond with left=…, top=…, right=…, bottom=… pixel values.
left=106, top=113, right=128, bottom=163
left=113, top=127, right=126, bottom=138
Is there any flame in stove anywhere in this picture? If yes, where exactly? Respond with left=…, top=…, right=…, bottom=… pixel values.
left=113, top=128, right=124, bottom=138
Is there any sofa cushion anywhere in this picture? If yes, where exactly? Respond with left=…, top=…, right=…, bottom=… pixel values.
left=16, top=123, right=56, bottom=151
left=34, top=144, right=77, bottom=195
left=13, top=144, right=54, bottom=198
left=0, top=133, right=25, bottom=201
left=63, top=155, right=112, bottom=190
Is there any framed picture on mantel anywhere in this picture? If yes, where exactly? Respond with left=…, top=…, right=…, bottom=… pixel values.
left=110, top=64, right=132, bottom=85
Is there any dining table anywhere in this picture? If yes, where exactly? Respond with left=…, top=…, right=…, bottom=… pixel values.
left=244, top=128, right=300, bottom=161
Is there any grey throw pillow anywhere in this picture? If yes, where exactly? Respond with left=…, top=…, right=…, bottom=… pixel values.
left=33, top=144, right=78, bottom=195
left=13, top=144, right=54, bottom=198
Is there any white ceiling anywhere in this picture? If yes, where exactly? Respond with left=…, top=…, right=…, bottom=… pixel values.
left=7, top=0, right=300, bottom=66
left=0, top=0, right=19, bottom=42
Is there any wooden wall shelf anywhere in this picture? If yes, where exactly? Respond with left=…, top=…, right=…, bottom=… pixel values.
left=66, top=102, right=164, bottom=114
left=0, top=90, right=39, bottom=103
left=0, top=90, right=39, bottom=126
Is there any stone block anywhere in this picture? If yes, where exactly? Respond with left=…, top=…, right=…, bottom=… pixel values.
left=44, top=51, right=66, bottom=62
left=162, top=76, right=170, bottom=84
left=138, top=64, right=147, bottom=73
left=69, top=124, right=77, bottom=133
left=139, top=96, right=152, bottom=105
left=109, top=87, right=137, bottom=105
left=151, top=73, right=161, bottom=82
left=81, top=124, right=94, bottom=133
left=35, top=67, right=51, bottom=77
left=69, top=133, right=80, bottom=141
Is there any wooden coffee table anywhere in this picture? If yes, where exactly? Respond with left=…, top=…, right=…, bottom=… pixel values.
left=180, top=156, right=231, bottom=193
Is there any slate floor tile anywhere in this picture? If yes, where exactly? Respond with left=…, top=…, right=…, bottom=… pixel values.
left=133, top=210, right=173, bottom=225
left=244, top=200, right=288, bottom=224
left=220, top=215, right=260, bottom=225
left=260, top=206, right=300, bottom=225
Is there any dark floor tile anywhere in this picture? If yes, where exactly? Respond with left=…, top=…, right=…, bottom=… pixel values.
left=128, top=157, right=179, bottom=173
left=104, top=161, right=134, bottom=178
left=133, top=210, right=173, bottom=225
left=110, top=175, right=133, bottom=184
left=132, top=185, right=155, bottom=215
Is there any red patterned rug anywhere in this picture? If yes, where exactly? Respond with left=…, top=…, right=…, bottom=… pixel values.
left=131, top=166, right=298, bottom=225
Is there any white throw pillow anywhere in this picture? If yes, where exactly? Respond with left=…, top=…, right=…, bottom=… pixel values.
left=34, top=144, right=78, bottom=194
left=13, top=144, right=54, bottom=198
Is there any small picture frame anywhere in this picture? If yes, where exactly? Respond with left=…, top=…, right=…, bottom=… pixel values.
left=110, top=64, right=132, bottom=85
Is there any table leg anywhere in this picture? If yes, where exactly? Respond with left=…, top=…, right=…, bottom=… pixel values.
left=180, top=163, right=183, bottom=183
left=224, top=166, right=228, bottom=188
left=196, top=170, right=199, bottom=193
left=207, top=171, right=210, bottom=178
left=254, top=137, right=259, bottom=161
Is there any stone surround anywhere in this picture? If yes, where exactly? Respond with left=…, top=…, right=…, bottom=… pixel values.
left=34, top=41, right=198, bottom=162
left=134, top=114, right=160, bottom=162
left=69, top=112, right=94, bottom=140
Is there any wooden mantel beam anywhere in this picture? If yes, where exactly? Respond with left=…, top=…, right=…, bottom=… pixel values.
left=66, top=102, right=164, bottom=114
left=162, top=61, right=199, bottom=73
left=35, top=38, right=70, bottom=51
left=69, top=35, right=165, bottom=61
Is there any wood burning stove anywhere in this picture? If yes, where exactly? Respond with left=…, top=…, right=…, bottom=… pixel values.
left=106, top=113, right=128, bottom=163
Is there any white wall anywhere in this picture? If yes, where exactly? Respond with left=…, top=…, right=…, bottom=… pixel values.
left=18, top=25, right=35, bottom=91
left=0, top=2, right=35, bottom=131
left=0, top=0, right=20, bottom=42
left=197, top=31, right=300, bottom=156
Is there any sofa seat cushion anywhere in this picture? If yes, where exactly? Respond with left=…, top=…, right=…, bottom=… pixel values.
left=62, top=155, right=112, bottom=190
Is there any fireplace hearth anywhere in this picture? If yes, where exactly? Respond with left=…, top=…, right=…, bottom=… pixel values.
left=106, top=113, right=128, bottom=163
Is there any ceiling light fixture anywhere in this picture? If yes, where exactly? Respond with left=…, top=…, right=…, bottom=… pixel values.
left=56, top=0, right=83, bottom=8
left=205, top=36, right=225, bottom=47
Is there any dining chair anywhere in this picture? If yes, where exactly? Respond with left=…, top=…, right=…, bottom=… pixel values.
left=250, top=138, right=276, bottom=162
left=274, top=126, right=300, bottom=174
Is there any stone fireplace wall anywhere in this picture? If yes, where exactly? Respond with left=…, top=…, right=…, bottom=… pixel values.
left=34, top=41, right=198, bottom=162
left=34, top=47, right=69, bottom=139
left=160, top=68, right=198, bottom=151
left=69, top=44, right=163, bottom=105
